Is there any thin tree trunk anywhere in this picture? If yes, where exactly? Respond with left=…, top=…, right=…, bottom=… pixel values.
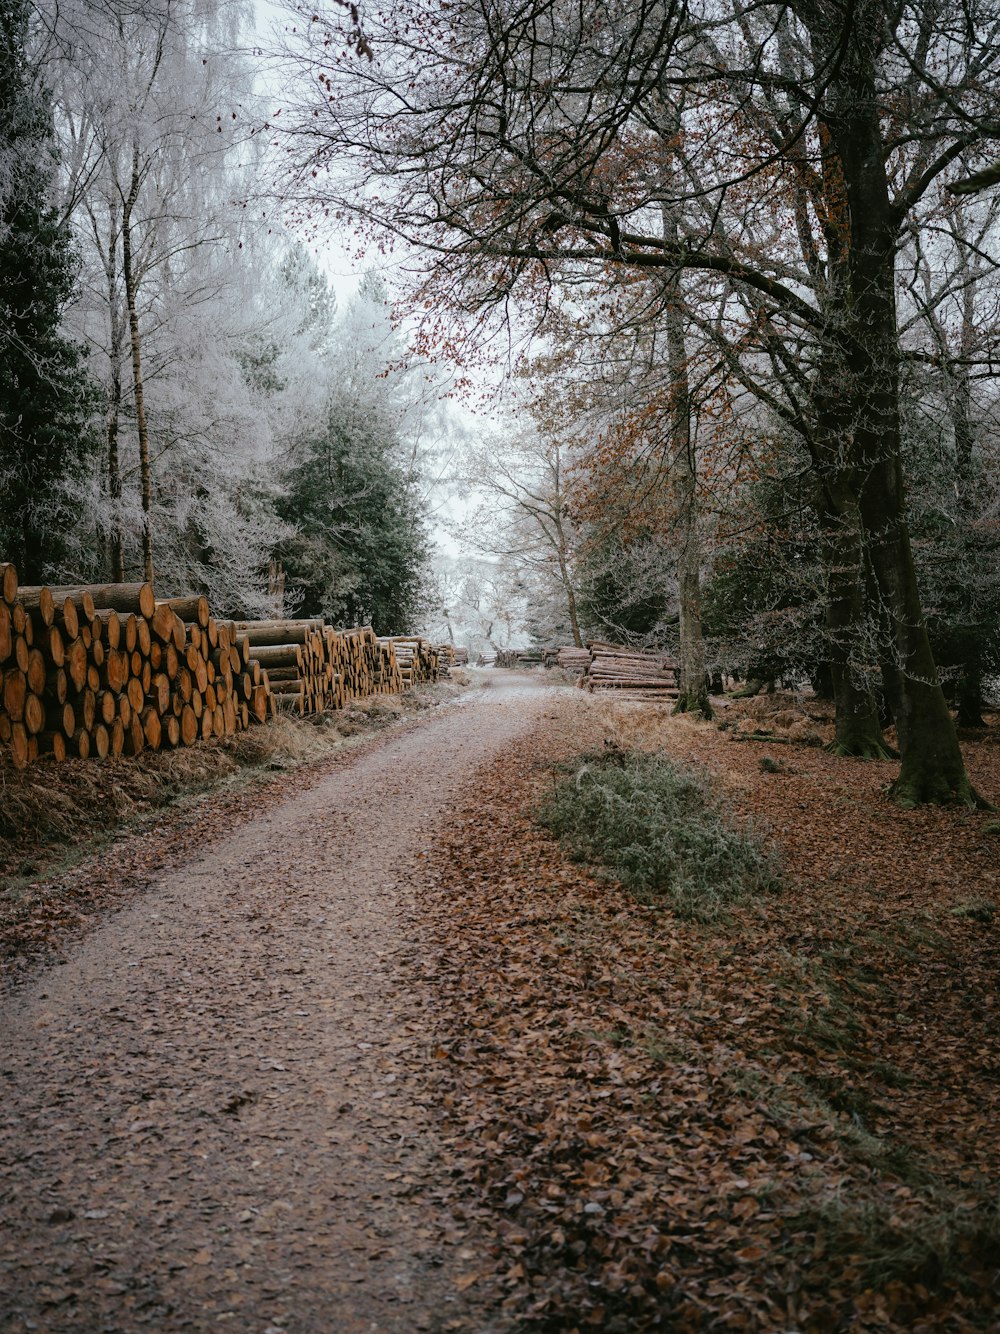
left=121, top=143, right=154, bottom=585
left=662, top=252, right=711, bottom=719
left=555, top=517, right=583, bottom=648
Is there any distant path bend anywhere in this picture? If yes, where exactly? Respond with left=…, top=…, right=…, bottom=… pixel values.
left=0, top=671, right=567, bottom=1333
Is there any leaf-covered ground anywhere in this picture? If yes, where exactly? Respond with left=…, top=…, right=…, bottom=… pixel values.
left=1, top=680, right=997, bottom=1330
left=416, top=693, right=1000, bottom=1331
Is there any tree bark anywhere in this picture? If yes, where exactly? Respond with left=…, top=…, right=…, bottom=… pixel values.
left=829, top=44, right=984, bottom=806
left=121, top=143, right=154, bottom=585
left=662, top=249, right=711, bottom=720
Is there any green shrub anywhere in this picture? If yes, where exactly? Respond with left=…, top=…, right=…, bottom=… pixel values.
left=538, top=749, right=782, bottom=921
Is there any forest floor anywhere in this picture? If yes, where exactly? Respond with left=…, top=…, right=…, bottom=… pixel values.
left=1, top=671, right=998, bottom=1332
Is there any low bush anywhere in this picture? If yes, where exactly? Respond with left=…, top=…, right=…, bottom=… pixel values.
left=539, top=748, right=781, bottom=920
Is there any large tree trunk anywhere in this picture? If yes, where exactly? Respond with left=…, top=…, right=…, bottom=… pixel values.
left=833, top=60, right=984, bottom=806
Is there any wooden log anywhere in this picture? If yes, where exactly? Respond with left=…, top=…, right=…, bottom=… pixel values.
left=57, top=700, right=75, bottom=738
left=233, top=619, right=325, bottom=646
left=101, top=649, right=129, bottom=694
left=65, top=638, right=88, bottom=692
left=26, top=648, right=46, bottom=696
left=92, top=724, right=111, bottom=759
left=94, top=608, right=122, bottom=650
left=13, top=635, right=28, bottom=673
left=163, top=714, right=181, bottom=748
left=148, top=672, right=170, bottom=714
left=140, top=706, right=162, bottom=750
left=7, top=721, right=30, bottom=768
left=0, top=601, right=10, bottom=663
left=125, top=718, right=145, bottom=756
left=126, top=676, right=144, bottom=714
left=36, top=623, right=64, bottom=667
left=24, top=692, right=45, bottom=737
left=0, top=562, right=17, bottom=605
left=157, top=595, right=209, bottom=628
left=54, top=582, right=153, bottom=619
left=77, top=688, right=97, bottom=731
left=110, top=717, right=125, bottom=757
left=250, top=684, right=269, bottom=723
left=39, top=730, right=67, bottom=761
left=46, top=667, right=68, bottom=705
left=180, top=704, right=198, bottom=746
left=17, top=585, right=55, bottom=626
left=150, top=602, right=176, bottom=644
left=98, top=690, right=116, bottom=726
left=247, top=644, right=304, bottom=670
left=3, top=668, right=26, bottom=721
left=56, top=597, right=80, bottom=642
left=122, top=613, right=138, bottom=655
left=70, top=727, right=91, bottom=759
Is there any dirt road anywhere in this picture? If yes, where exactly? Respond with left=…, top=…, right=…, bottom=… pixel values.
left=0, top=673, right=570, bottom=1333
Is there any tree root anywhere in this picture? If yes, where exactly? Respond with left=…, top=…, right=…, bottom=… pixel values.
left=825, top=737, right=899, bottom=761
left=673, top=691, right=714, bottom=721
left=889, top=773, right=996, bottom=811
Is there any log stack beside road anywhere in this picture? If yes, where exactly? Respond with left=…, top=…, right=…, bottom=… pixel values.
left=0, top=563, right=448, bottom=769
left=0, top=568, right=270, bottom=769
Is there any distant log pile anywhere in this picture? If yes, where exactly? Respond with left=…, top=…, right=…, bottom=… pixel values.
left=386, top=636, right=440, bottom=688
left=0, top=566, right=269, bottom=769
left=495, top=648, right=546, bottom=669
left=556, top=646, right=592, bottom=672
left=0, top=562, right=450, bottom=769
left=585, top=642, right=678, bottom=701
left=486, top=636, right=678, bottom=700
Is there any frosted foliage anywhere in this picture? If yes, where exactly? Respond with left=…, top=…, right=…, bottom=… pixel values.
left=45, top=0, right=327, bottom=602
left=424, top=553, right=533, bottom=654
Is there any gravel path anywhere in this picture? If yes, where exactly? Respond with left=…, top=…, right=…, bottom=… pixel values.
left=0, top=673, right=566, bottom=1333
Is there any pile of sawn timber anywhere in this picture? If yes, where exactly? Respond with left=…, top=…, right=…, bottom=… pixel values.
left=585, top=642, right=678, bottom=700
left=0, top=562, right=447, bottom=769
left=0, top=566, right=269, bottom=768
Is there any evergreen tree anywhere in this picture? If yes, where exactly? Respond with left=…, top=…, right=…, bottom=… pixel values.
left=0, top=0, right=95, bottom=581
left=278, top=400, right=431, bottom=634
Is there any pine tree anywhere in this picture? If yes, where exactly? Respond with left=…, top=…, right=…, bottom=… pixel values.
left=0, top=0, right=95, bottom=581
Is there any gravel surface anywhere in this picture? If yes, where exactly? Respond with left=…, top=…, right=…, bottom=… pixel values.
left=0, top=672, right=572, bottom=1333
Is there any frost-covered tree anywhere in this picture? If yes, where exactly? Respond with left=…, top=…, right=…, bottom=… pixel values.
left=45, top=0, right=281, bottom=594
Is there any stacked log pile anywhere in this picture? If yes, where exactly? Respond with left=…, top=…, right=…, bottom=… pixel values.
left=453, top=647, right=469, bottom=667
left=1, top=563, right=452, bottom=769
left=389, top=637, right=439, bottom=688
left=494, top=648, right=546, bottom=669
left=557, top=646, right=592, bottom=673
left=236, top=622, right=409, bottom=715
left=0, top=568, right=269, bottom=768
left=586, top=642, right=678, bottom=701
